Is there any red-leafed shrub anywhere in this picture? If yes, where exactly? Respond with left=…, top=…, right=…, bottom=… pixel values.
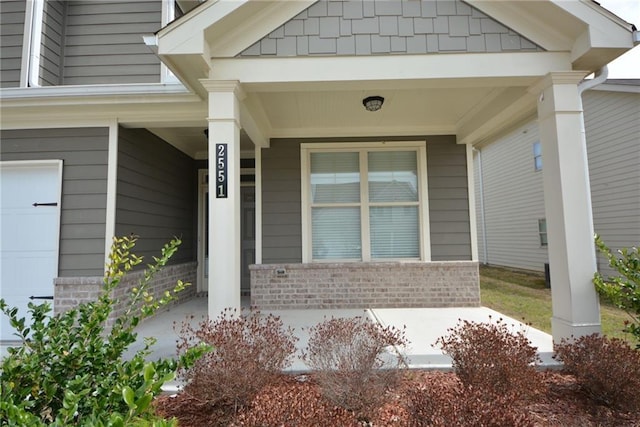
left=176, top=309, right=297, bottom=411
left=302, top=316, right=407, bottom=421
left=436, top=317, right=541, bottom=401
left=554, top=333, right=640, bottom=412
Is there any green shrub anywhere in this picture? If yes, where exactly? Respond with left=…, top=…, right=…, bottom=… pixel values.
left=436, top=317, right=541, bottom=401
left=593, top=235, right=640, bottom=347
left=554, top=334, right=640, bottom=412
left=176, top=309, right=297, bottom=413
left=0, top=236, right=207, bottom=426
left=302, top=316, right=407, bottom=422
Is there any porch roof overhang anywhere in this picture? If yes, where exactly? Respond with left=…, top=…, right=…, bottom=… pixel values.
left=153, top=0, right=636, bottom=147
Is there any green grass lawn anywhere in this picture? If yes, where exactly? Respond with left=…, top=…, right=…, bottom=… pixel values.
left=480, top=265, right=637, bottom=346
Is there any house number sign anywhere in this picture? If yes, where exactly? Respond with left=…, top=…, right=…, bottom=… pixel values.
left=215, top=143, right=228, bottom=198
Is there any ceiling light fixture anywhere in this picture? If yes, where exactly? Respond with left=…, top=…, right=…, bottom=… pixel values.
left=362, top=96, right=384, bottom=112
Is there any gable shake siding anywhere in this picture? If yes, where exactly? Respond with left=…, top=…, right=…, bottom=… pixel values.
left=0, top=0, right=26, bottom=87
left=0, top=128, right=109, bottom=276
left=115, top=128, right=196, bottom=265
left=61, top=0, right=162, bottom=84
left=240, top=0, right=541, bottom=57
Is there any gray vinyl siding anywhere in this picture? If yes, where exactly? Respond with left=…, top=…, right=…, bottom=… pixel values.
left=115, top=128, right=196, bottom=265
left=240, top=0, right=541, bottom=57
left=0, top=128, right=109, bottom=276
left=261, top=140, right=303, bottom=264
left=473, top=122, right=547, bottom=272
left=62, top=0, right=161, bottom=85
left=427, top=136, right=472, bottom=261
left=584, top=89, right=640, bottom=276
left=0, top=0, right=26, bottom=87
left=474, top=87, right=640, bottom=275
left=40, top=0, right=66, bottom=86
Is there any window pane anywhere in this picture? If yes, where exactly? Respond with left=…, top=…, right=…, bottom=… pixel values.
left=311, top=152, right=360, bottom=203
left=368, top=151, right=418, bottom=202
left=370, top=206, right=419, bottom=258
left=312, top=207, right=361, bottom=259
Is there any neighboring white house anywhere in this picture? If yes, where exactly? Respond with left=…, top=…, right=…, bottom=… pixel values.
left=0, top=0, right=637, bottom=344
left=474, top=80, right=640, bottom=278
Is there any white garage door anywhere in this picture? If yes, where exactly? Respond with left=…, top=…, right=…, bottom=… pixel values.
left=0, top=160, right=62, bottom=342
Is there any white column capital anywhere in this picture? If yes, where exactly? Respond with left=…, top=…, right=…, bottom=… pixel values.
left=199, top=79, right=246, bottom=100
left=527, top=71, right=587, bottom=96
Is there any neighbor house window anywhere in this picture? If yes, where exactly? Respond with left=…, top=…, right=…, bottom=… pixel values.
left=533, top=141, right=542, bottom=171
left=538, top=218, right=548, bottom=246
left=301, top=142, right=429, bottom=262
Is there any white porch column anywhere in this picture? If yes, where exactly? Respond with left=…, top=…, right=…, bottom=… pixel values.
left=201, top=80, right=244, bottom=318
left=531, top=72, right=601, bottom=343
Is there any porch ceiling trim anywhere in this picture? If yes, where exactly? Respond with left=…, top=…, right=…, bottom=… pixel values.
left=208, top=52, right=573, bottom=89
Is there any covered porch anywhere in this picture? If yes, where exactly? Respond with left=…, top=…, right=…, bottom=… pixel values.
left=148, top=0, right=636, bottom=345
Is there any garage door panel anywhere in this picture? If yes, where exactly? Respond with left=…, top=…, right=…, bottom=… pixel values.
left=1, top=161, right=61, bottom=341
left=1, top=212, right=59, bottom=252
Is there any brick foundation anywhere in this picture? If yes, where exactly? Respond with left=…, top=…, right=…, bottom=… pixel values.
left=54, top=261, right=197, bottom=323
left=250, top=261, right=480, bottom=309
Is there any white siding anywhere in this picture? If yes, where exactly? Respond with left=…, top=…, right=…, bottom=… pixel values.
left=584, top=89, right=640, bottom=275
left=474, top=121, right=548, bottom=272
left=475, top=85, right=640, bottom=276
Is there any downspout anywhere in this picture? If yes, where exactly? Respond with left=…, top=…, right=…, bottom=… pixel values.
left=472, top=147, right=488, bottom=265
left=576, top=66, right=608, bottom=271
left=27, top=0, right=44, bottom=87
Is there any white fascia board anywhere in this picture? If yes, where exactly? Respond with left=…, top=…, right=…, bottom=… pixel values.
left=551, top=0, right=635, bottom=67
left=0, top=82, right=191, bottom=98
left=210, top=52, right=572, bottom=88
left=158, top=0, right=246, bottom=55
left=207, top=0, right=317, bottom=57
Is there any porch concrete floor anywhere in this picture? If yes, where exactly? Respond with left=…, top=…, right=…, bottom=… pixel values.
left=124, top=296, right=557, bottom=391
left=0, top=296, right=557, bottom=392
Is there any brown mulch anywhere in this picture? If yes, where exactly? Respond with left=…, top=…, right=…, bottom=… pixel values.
left=154, top=371, right=640, bottom=426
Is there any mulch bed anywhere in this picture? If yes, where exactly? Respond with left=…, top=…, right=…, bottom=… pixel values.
left=155, top=371, right=640, bottom=426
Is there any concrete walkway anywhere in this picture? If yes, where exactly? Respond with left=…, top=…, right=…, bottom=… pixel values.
left=125, top=296, right=557, bottom=380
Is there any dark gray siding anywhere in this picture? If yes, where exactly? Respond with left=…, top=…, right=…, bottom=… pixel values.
left=0, top=0, right=26, bottom=87
left=115, top=128, right=196, bottom=264
left=0, top=128, right=109, bottom=276
left=261, top=140, right=303, bottom=263
left=427, top=136, right=472, bottom=260
left=40, top=0, right=66, bottom=86
left=62, top=0, right=161, bottom=85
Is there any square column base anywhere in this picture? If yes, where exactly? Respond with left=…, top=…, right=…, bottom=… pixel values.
left=551, top=316, right=601, bottom=345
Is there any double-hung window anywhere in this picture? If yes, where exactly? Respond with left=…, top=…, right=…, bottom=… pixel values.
left=301, top=142, right=429, bottom=262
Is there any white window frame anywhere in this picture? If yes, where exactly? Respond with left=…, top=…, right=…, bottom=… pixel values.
left=533, top=141, right=542, bottom=171
left=538, top=218, right=548, bottom=247
left=300, top=141, right=430, bottom=263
